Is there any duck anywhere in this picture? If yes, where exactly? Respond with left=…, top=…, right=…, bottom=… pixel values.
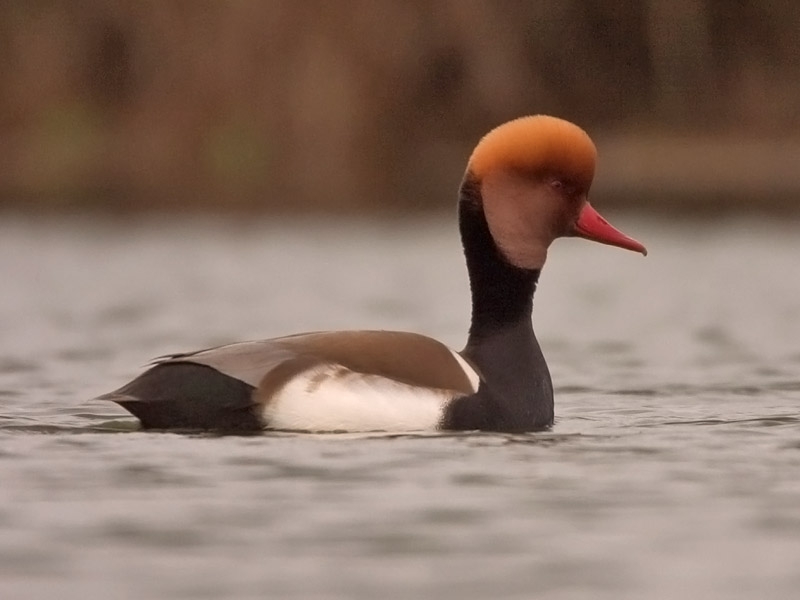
left=98, top=115, right=646, bottom=433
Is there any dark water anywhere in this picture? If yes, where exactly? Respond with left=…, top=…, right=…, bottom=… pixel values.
left=1, top=214, right=799, bottom=599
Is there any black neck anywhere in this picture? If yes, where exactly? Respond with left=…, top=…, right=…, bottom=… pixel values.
left=453, top=176, right=553, bottom=430
left=458, top=177, right=540, bottom=342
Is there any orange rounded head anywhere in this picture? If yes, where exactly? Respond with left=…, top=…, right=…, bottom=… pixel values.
left=468, top=115, right=597, bottom=190
left=464, top=115, right=646, bottom=269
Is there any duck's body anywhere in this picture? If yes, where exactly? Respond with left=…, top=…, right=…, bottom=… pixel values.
left=105, top=331, right=481, bottom=432
left=100, top=116, right=646, bottom=433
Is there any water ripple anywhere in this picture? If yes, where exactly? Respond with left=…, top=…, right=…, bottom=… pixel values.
left=2, top=216, right=800, bottom=600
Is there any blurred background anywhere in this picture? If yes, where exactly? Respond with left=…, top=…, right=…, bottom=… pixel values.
left=4, top=5, right=800, bottom=600
left=2, top=0, right=799, bottom=214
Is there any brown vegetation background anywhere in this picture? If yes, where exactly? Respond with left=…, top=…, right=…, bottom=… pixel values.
left=1, top=1, right=799, bottom=213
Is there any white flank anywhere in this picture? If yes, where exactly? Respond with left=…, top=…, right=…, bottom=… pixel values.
left=450, top=350, right=481, bottom=393
left=263, top=365, right=452, bottom=433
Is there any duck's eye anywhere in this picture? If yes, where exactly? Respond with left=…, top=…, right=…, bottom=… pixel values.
left=549, top=179, right=565, bottom=191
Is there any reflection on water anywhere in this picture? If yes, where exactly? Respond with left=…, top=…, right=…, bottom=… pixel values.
left=1, top=214, right=799, bottom=599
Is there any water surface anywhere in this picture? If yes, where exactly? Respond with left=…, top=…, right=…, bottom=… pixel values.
left=1, top=214, right=799, bottom=599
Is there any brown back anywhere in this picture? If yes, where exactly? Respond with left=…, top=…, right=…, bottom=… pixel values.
left=276, top=330, right=475, bottom=393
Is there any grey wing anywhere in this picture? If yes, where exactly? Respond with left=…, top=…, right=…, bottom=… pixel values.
left=99, top=339, right=308, bottom=430
left=161, top=330, right=480, bottom=394
left=154, top=339, right=300, bottom=387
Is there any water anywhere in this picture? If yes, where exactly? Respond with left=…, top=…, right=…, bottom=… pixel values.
left=1, top=213, right=799, bottom=600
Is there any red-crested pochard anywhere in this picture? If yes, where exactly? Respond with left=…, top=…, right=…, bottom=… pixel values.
left=99, top=115, right=646, bottom=433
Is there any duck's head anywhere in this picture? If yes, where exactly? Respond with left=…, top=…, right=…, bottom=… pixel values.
left=464, top=115, right=646, bottom=270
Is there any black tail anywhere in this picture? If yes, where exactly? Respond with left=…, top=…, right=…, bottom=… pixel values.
left=99, top=362, right=262, bottom=431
